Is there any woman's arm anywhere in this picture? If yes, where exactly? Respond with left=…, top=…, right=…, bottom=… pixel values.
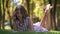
left=28, top=17, right=34, bottom=31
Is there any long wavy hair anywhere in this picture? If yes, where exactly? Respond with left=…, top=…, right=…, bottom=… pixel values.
left=13, top=5, right=28, bottom=23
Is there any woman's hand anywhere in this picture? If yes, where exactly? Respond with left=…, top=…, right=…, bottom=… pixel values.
left=45, top=4, right=53, bottom=13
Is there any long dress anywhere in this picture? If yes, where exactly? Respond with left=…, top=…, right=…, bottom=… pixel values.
left=14, top=17, right=48, bottom=32
left=33, top=22, right=48, bottom=32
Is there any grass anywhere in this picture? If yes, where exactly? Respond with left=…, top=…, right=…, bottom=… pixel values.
left=0, top=30, right=60, bottom=34
left=1, top=24, right=60, bottom=34
left=2, top=24, right=60, bottom=34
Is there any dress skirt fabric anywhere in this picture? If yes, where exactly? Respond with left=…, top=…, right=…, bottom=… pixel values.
left=33, top=22, right=48, bottom=32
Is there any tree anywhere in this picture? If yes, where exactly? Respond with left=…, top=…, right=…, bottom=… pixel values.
left=48, top=0, right=57, bottom=30
left=48, top=0, right=53, bottom=30
left=6, top=0, right=13, bottom=29
left=53, top=0, right=57, bottom=30
left=26, top=0, right=30, bottom=16
left=57, top=0, right=60, bottom=30
left=2, top=0, right=6, bottom=29
left=0, top=0, right=3, bottom=29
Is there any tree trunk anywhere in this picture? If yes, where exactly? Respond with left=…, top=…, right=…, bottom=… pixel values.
left=53, top=0, right=57, bottom=30
left=7, top=0, right=13, bottom=29
left=26, top=0, right=30, bottom=16
left=0, top=0, right=2, bottom=29
left=2, top=0, right=6, bottom=29
left=48, top=0, right=53, bottom=29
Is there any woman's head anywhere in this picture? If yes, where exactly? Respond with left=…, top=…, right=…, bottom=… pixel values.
left=14, top=5, right=28, bottom=20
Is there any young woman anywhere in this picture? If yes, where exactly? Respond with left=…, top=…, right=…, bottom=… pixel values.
left=13, top=5, right=33, bottom=31
left=13, top=4, right=52, bottom=32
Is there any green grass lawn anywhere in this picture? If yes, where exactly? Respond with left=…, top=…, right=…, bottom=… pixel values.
left=0, top=30, right=60, bottom=34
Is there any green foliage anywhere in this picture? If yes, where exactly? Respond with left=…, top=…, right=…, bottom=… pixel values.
left=30, top=0, right=45, bottom=20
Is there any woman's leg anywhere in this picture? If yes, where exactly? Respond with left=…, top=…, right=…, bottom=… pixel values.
left=40, top=4, right=53, bottom=30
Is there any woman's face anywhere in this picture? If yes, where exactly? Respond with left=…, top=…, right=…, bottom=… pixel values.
left=16, top=10, right=22, bottom=19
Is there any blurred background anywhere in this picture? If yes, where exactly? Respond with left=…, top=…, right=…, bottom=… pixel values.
left=0, top=0, right=60, bottom=31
